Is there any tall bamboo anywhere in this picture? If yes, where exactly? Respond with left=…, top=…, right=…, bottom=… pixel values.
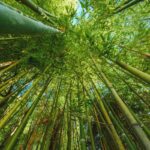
left=100, top=72, right=150, bottom=150
left=67, top=83, right=72, bottom=150
left=0, top=2, right=60, bottom=34
left=116, top=61, right=150, bottom=83
left=5, top=76, right=52, bottom=150
left=0, top=76, right=40, bottom=129
left=103, top=99, right=136, bottom=150
left=0, top=71, right=27, bottom=92
left=16, top=0, right=56, bottom=18
left=42, top=79, right=62, bottom=150
left=113, top=68, right=150, bottom=107
left=0, top=73, right=38, bottom=107
left=81, top=77, right=125, bottom=150
left=114, top=0, right=144, bottom=13
left=77, top=82, right=86, bottom=150
left=0, top=61, right=20, bottom=77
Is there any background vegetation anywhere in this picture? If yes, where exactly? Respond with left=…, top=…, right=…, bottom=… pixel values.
left=0, top=0, right=150, bottom=149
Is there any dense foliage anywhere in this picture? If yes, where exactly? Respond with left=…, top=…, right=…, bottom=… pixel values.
left=0, top=0, right=150, bottom=150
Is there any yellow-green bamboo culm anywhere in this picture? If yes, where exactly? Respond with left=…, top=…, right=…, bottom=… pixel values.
left=116, top=61, right=150, bottom=84
left=100, top=72, right=150, bottom=150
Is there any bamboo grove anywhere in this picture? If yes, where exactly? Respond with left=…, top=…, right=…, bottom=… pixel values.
left=0, top=0, right=150, bottom=150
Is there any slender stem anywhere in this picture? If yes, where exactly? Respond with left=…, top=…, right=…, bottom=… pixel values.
left=116, top=61, right=150, bottom=84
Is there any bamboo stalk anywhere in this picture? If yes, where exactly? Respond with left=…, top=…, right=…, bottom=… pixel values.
left=93, top=107, right=107, bottom=150
left=116, top=61, right=150, bottom=84
left=86, top=109, right=96, bottom=150
left=42, top=79, right=62, bottom=150
left=67, top=84, right=72, bottom=150
left=80, top=76, right=125, bottom=150
left=119, top=45, right=150, bottom=58
left=114, top=0, right=144, bottom=13
left=0, top=71, right=27, bottom=92
left=0, top=76, right=40, bottom=129
left=77, top=82, right=86, bottom=150
left=5, top=76, right=52, bottom=150
left=103, top=99, right=136, bottom=150
left=0, top=61, right=20, bottom=77
left=100, top=72, right=150, bottom=150
left=0, top=73, right=38, bottom=107
left=16, top=0, right=57, bottom=25
left=94, top=100, right=119, bottom=149
left=0, top=61, right=15, bottom=69
left=0, top=2, right=60, bottom=34
left=113, top=68, right=150, bottom=107
left=16, top=0, right=57, bottom=18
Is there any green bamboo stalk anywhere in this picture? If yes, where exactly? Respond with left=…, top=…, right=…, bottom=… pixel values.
left=38, top=127, right=48, bottom=149
left=0, top=76, right=41, bottom=129
left=49, top=93, right=67, bottom=150
left=15, top=0, right=57, bottom=25
left=103, top=99, right=136, bottom=150
left=94, top=100, right=118, bottom=150
left=42, top=79, right=62, bottom=150
left=100, top=72, right=150, bottom=150
left=49, top=110, right=64, bottom=150
left=93, top=107, right=107, bottom=150
left=16, top=0, right=57, bottom=18
left=85, top=85, right=117, bottom=149
left=116, top=61, right=150, bottom=84
left=100, top=57, right=149, bottom=86
left=113, top=68, right=150, bottom=107
left=82, top=77, right=125, bottom=150
left=86, top=110, right=96, bottom=150
left=114, top=0, right=144, bottom=13
left=67, top=88, right=72, bottom=150
left=0, top=71, right=27, bottom=92
left=77, top=82, right=86, bottom=150
left=75, top=120, right=81, bottom=150
left=57, top=119, right=64, bottom=150
left=43, top=112, right=59, bottom=150
left=0, top=73, right=38, bottom=107
left=0, top=36, right=31, bottom=41
left=119, top=45, right=150, bottom=58
left=128, top=107, right=150, bottom=138
left=5, top=76, right=52, bottom=150
left=0, top=61, right=20, bottom=77
left=0, top=61, right=15, bottom=69
left=107, top=101, right=138, bottom=148
left=0, top=2, right=60, bottom=34
left=79, top=119, right=86, bottom=149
